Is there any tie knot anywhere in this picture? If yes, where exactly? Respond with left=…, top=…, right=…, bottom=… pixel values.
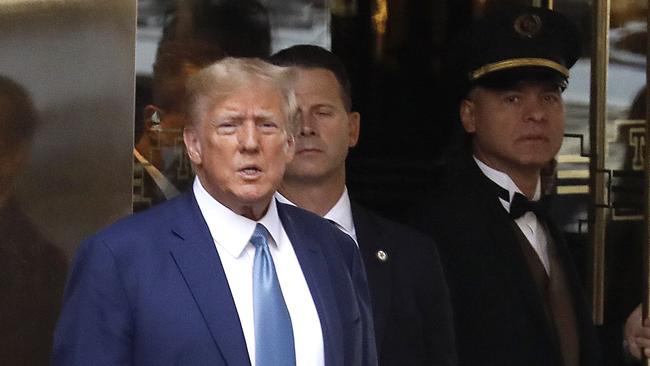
left=510, top=192, right=551, bottom=219
left=250, top=223, right=269, bottom=249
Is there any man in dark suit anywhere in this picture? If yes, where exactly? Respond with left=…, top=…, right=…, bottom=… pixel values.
left=269, top=45, right=455, bottom=366
left=53, top=57, right=377, bottom=365
left=415, top=7, right=603, bottom=366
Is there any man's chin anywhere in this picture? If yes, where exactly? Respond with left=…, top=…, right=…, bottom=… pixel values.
left=235, top=185, right=278, bottom=202
left=286, top=161, right=329, bottom=177
left=284, top=169, right=328, bottom=183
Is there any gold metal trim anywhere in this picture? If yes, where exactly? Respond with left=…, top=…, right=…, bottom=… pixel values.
left=532, top=0, right=554, bottom=9
left=557, top=186, right=589, bottom=195
left=588, top=0, right=610, bottom=326
left=470, top=58, right=569, bottom=81
left=557, top=155, right=590, bottom=164
left=644, top=2, right=650, bottom=364
left=557, top=170, right=590, bottom=179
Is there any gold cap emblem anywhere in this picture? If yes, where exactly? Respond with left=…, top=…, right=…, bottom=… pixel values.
left=513, top=13, right=542, bottom=39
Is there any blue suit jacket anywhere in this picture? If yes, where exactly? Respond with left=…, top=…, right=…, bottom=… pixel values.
left=52, top=191, right=377, bottom=366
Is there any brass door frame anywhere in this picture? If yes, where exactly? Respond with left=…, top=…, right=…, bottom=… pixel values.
left=589, top=0, right=610, bottom=326
left=644, top=2, right=650, bottom=364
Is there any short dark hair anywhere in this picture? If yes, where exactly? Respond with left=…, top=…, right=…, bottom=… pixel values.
left=160, top=0, right=271, bottom=58
left=151, top=0, right=272, bottom=112
left=269, top=45, right=353, bottom=111
left=151, top=40, right=226, bottom=112
left=0, top=75, right=38, bottom=149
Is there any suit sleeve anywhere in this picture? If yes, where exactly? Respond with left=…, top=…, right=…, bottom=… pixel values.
left=51, top=236, right=133, bottom=365
left=349, top=239, right=379, bottom=366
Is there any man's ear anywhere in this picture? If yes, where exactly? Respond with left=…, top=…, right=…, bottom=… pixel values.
left=183, top=127, right=201, bottom=165
left=460, top=99, right=476, bottom=133
left=348, top=111, right=361, bottom=148
left=284, top=133, right=296, bottom=163
left=144, top=105, right=161, bottom=128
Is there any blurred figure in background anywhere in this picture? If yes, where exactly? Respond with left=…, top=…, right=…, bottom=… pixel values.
left=0, top=75, right=68, bottom=365
left=133, top=40, right=226, bottom=211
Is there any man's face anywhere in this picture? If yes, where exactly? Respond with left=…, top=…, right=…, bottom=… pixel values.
left=184, top=82, right=295, bottom=217
left=144, top=107, right=186, bottom=152
left=460, top=82, right=565, bottom=176
left=284, top=68, right=359, bottom=183
left=144, top=64, right=202, bottom=151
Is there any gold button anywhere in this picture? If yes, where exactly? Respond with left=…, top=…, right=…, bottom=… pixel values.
left=376, top=250, right=388, bottom=262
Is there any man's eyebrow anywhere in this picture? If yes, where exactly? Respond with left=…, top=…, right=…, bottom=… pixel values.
left=214, top=110, right=243, bottom=119
left=311, top=103, right=336, bottom=110
left=253, top=110, right=277, bottom=120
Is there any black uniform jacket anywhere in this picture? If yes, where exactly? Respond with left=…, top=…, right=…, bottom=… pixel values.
left=415, top=156, right=602, bottom=366
left=352, top=203, right=456, bottom=366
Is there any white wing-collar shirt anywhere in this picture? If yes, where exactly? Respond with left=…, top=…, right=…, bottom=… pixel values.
left=193, top=178, right=324, bottom=366
left=474, top=157, right=551, bottom=274
left=275, top=187, right=358, bottom=244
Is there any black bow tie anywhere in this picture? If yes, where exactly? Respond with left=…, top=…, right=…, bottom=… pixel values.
left=509, top=192, right=551, bottom=219
left=491, top=183, right=551, bottom=219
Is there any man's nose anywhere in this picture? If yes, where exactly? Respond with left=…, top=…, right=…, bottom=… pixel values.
left=299, top=112, right=317, bottom=136
left=524, top=98, right=546, bottom=122
left=238, top=122, right=260, bottom=151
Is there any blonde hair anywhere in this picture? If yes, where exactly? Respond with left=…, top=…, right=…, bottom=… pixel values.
left=184, top=57, right=299, bottom=136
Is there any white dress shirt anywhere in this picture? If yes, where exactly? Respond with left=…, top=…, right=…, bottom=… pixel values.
left=474, top=157, right=551, bottom=273
left=275, top=188, right=358, bottom=244
left=193, top=178, right=324, bottom=366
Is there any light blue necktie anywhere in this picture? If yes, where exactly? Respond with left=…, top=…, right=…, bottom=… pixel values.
left=250, top=223, right=296, bottom=366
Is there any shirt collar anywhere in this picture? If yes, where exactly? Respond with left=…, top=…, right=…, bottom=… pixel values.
left=323, top=188, right=356, bottom=239
left=474, top=156, right=541, bottom=211
left=193, top=177, right=283, bottom=258
left=275, top=187, right=356, bottom=241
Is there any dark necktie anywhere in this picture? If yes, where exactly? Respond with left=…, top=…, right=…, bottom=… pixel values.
left=250, top=223, right=296, bottom=366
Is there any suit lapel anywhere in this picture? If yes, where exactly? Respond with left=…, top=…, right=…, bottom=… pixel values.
left=350, top=203, right=391, bottom=350
left=546, top=221, right=600, bottom=365
left=277, top=204, right=344, bottom=366
left=469, top=163, right=562, bottom=355
left=168, top=192, right=251, bottom=366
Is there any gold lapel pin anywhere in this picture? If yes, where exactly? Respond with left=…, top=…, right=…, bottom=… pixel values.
left=376, top=250, right=388, bottom=262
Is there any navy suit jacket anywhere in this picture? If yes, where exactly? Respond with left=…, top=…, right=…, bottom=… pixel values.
left=52, top=190, right=377, bottom=366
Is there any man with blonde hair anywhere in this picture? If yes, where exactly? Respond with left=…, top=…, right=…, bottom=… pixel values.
left=53, top=57, right=377, bottom=366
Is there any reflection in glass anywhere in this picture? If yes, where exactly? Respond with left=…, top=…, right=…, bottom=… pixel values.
left=0, top=76, right=67, bottom=365
left=1, top=0, right=135, bottom=362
